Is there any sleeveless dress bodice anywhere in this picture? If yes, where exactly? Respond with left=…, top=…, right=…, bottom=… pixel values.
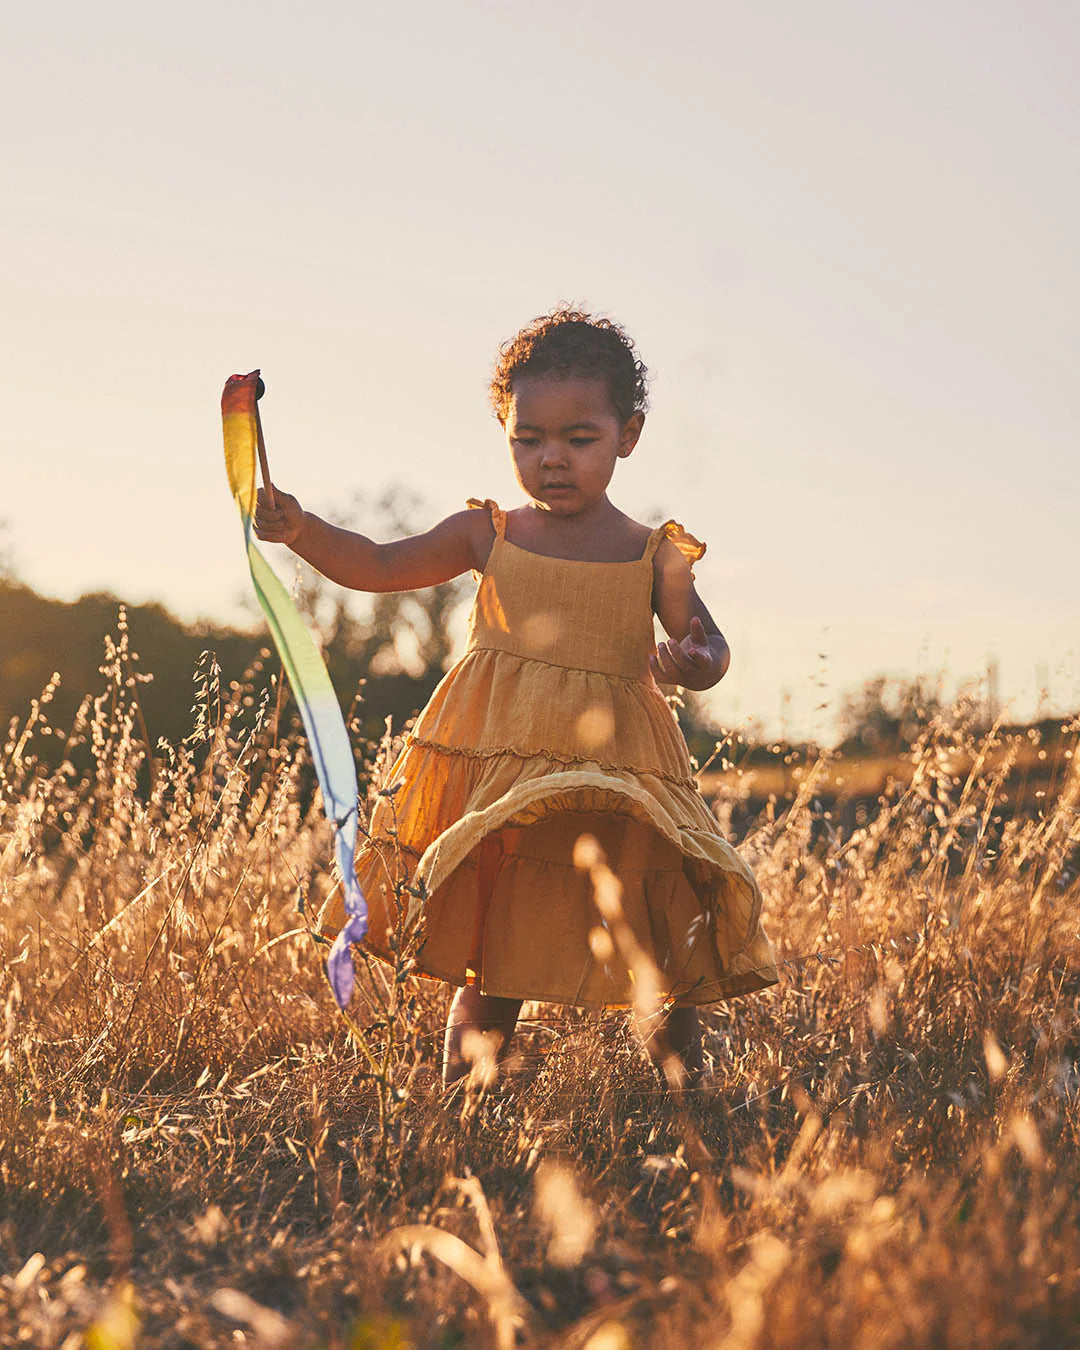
left=467, top=535, right=657, bottom=679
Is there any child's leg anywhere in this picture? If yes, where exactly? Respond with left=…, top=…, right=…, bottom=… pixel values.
left=442, top=835, right=521, bottom=1088
left=443, top=984, right=523, bottom=1088
left=606, top=820, right=704, bottom=1087
left=639, top=1005, right=703, bottom=1086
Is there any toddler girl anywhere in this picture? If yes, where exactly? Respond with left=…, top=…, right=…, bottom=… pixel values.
left=254, top=308, right=776, bottom=1086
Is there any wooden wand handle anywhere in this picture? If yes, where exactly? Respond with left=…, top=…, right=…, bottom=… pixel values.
left=254, top=377, right=276, bottom=510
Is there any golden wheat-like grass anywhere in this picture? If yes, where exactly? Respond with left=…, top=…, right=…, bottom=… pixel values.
left=1, top=627, right=1078, bottom=1347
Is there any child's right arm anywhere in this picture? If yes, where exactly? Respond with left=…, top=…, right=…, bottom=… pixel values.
left=253, top=487, right=492, bottom=592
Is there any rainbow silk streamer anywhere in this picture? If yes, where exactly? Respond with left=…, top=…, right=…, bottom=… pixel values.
left=221, top=370, right=367, bottom=1007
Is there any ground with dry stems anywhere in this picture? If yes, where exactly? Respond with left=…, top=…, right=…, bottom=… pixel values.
left=1, top=635, right=1078, bottom=1348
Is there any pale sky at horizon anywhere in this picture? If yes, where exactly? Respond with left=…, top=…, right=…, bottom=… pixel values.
left=3, top=0, right=1077, bottom=738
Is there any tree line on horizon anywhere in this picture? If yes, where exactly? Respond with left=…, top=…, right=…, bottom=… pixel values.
left=4, top=569, right=1069, bottom=770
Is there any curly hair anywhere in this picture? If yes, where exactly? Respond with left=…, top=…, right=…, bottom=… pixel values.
left=488, top=306, right=649, bottom=426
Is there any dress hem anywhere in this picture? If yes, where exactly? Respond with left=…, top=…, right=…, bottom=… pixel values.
left=354, top=771, right=774, bottom=1001
left=361, top=944, right=778, bottom=1009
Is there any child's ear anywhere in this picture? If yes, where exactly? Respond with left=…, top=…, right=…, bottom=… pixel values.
left=618, top=411, right=645, bottom=458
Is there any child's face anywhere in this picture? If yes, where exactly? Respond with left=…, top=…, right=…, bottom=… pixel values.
left=505, top=374, right=643, bottom=516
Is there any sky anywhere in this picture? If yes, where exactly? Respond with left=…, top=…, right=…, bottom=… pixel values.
left=3, top=0, right=1077, bottom=739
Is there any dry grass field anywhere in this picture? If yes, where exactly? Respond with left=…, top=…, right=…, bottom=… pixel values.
left=1, top=625, right=1078, bottom=1348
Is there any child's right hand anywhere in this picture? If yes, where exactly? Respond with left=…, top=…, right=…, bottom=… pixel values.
left=254, top=487, right=306, bottom=547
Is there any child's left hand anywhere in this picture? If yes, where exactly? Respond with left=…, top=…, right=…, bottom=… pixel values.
left=650, top=617, right=727, bottom=691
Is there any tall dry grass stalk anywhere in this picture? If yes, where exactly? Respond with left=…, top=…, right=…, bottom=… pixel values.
left=1, top=626, right=1078, bottom=1346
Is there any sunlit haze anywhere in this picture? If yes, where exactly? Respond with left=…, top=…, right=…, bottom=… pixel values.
left=4, top=1, right=1077, bottom=738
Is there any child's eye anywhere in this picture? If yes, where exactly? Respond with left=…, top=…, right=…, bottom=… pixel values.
left=570, top=438, right=597, bottom=448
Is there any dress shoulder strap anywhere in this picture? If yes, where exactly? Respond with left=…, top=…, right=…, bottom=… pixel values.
left=643, top=519, right=707, bottom=574
left=466, top=497, right=506, bottom=539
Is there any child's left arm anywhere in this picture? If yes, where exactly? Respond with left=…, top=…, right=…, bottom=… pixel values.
left=650, top=540, right=731, bottom=691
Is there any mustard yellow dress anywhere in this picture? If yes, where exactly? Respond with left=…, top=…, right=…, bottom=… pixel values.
left=352, top=500, right=777, bottom=1008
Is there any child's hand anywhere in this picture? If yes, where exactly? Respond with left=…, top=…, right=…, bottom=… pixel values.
left=650, top=617, right=727, bottom=691
left=254, top=487, right=306, bottom=547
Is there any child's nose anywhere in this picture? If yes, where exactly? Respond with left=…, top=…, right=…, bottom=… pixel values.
left=540, top=442, right=568, bottom=467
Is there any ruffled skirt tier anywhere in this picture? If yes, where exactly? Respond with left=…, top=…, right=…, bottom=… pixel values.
left=350, top=653, right=778, bottom=1007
